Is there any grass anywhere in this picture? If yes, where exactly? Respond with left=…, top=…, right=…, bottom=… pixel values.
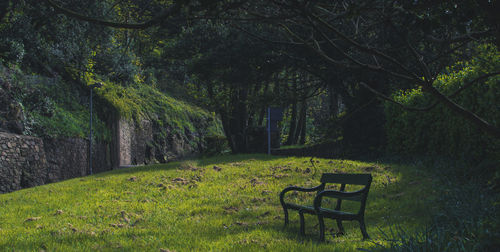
left=278, top=145, right=305, bottom=150
left=96, top=80, right=223, bottom=137
left=0, top=154, right=438, bottom=251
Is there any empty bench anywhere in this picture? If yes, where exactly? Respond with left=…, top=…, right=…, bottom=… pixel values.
left=279, top=173, right=372, bottom=241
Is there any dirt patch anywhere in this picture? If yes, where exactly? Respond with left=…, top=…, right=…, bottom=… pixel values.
left=172, top=177, right=189, bottom=185
left=258, top=211, right=271, bottom=218
left=234, top=221, right=249, bottom=227
left=223, top=206, right=240, bottom=213
left=110, top=223, right=125, bottom=228
left=271, top=165, right=291, bottom=172
left=250, top=178, right=265, bottom=186
left=272, top=174, right=289, bottom=179
left=24, top=217, right=41, bottom=222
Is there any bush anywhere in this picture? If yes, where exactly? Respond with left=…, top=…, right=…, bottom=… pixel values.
left=0, top=64, right=110, bottom=140
left=203, top=135, right=229, bottom=155
left=384, top=44, right=500, bottom=162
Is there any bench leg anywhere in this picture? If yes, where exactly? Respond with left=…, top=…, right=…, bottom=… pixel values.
left=336, top=220, right=345, bottom=235
left=283, top=207, right=289, bottom=227
left=317, top=214, right=325, bottom=242
left=359, top=218, right=370, bottom=240
left=299, top=211, right=305, bottom=235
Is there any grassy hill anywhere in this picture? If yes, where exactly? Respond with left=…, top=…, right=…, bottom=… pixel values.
left=0, top=154, right=442, bottom=251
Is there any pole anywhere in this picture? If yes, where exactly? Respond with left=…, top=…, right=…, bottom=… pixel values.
left=267, top=107, right=271, bottom=155
left=88, top=82, right=102, bottom=175
left=89, top=88, right=93, bottom=175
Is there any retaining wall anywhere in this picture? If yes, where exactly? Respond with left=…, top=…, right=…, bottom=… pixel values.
left=0, top=132, right=112, bottom=193
left=0, top=132, right=46, bottom=193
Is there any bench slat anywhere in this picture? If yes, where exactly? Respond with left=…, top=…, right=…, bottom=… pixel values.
left=284, top=203, right=356, bottom=217
left=320, top=173, right=372, bottom=185
left=324, top=193, right=362, bottom=201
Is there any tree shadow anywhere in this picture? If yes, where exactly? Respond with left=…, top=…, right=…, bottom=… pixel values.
left=94, top=154, right=283, bottom=177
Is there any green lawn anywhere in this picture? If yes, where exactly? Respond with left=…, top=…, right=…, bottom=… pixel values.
left=0, top=154, right=437, bottom=251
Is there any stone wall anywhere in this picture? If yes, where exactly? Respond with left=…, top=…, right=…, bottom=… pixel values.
left=1, top=113, right=215, bottom=193
left=44, top=138, right=110, bottom=183
left=116, top=118, right=154, bottom=166
left=0, top=132, right=112, bottom=194
left=116, top=117, right=204, bottom=166
left=0, top=132, right=47, bottom=193
left=118, top=117, right=134, bottom=166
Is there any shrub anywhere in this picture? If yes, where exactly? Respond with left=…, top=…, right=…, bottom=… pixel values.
left=203, top=135, right=229, bottom=155
left=384, top=44, right=500, bottom=162
left=0, top=64, right=110, bottom=140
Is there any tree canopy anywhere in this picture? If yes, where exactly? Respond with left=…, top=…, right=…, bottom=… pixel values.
left=1, top=0, right=499, bottom=156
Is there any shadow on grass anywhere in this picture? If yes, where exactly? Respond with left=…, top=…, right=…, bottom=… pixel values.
left=1, top=154, right=436, bottom=250
left=95, top=154, right=283, bottom=177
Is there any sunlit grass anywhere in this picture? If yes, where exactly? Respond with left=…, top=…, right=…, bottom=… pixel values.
left=0, top=154, right=436, bottom=251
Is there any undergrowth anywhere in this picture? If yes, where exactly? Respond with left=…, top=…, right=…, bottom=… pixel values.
left=0, top=64, right=110, bottom=140
left=372, top=157, right=500, bottom=251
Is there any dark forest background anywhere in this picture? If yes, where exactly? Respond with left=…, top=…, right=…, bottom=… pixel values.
left=1, top=0, right=499, bottom=164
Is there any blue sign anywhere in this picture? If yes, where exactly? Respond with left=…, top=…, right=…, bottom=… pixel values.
left=269, top=107, right=284, bottom=121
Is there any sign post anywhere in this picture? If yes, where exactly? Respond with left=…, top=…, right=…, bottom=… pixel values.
left=267, top=107, right=284, bottom=155
left=267, top=107, right=271, bottom=155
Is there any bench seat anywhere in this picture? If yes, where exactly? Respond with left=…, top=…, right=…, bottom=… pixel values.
left=279, top=173, right=372, bottom=241
left=284, top=203, right=357, bottom=218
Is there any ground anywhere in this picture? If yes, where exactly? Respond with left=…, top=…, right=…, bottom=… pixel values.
left=0, top=154, right=436, bottom=251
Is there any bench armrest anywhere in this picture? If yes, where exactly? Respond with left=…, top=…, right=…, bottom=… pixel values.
left=313, top=189, right=365, bottom=210
left=280, top=184, right=324, bottom=205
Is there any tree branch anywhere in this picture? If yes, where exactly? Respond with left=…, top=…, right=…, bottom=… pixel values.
left=426, top=30, right=492, bottom=44
left=308, top=9, right=421, bottom=81
left=305, top=15, right=417, bottom=82
left=279, top=23, right=347, bottom=67
left=421, top=80, right=500, bottom=138
left=232, top=24, right=303, bottom=46
left=360, top=71, right=500, bottom=113
left=359, top=82, right=430, bottom=111
left=45, top=0, right=177, bottom=29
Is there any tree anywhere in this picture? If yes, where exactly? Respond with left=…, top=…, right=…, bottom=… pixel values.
left=19, top=0, right=500, bottom=144
left=244, top=0, right=500, bottom=138
left=160, top=22, right=291, bottom=153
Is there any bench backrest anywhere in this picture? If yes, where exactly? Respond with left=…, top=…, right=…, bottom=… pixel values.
left=320, top=173, right=372, bottom=186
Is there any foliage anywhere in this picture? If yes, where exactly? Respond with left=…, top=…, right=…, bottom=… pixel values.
left=385, top=44, right=500, bottom=161
left=92, top=75, right=224, bottom=146
left=203, top=135, right=230, bottom=155
left=0, top=64, right=110, bottom=140
left=0, top=154, right=438, bottom=251
left=163, top=21, right=289, bottom=153
left=373, top=158, right=500, bottom=251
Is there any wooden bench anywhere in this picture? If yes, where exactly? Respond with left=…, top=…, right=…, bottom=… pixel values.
left=279, top=173, right=372, bottom=241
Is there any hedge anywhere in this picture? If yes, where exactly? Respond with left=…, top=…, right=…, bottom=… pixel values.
left=385, top=44, right=500, bottom=162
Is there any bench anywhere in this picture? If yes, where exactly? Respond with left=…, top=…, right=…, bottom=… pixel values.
left=279, top=173, right=372, bottom=241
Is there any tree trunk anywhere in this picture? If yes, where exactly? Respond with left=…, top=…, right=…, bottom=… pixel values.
left=227, top=85, right=250, bottom=153
left=297, top=99, right=307, bottom=145
left=257, top=81, right=271, bottom=126
left=286, top=101, right=298, bottom=145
